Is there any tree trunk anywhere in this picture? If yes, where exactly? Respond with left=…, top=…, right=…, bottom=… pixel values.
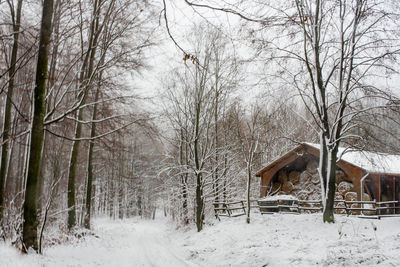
left=109, top=154, right=115, bottom=219
left=83, top=85, right=100, bottom=229
left=67, top=116, right=81, bottom=230
left=67, top=0, right=100, bottom=230
left=214, top=86, right=219, bottom=209
left=194, top=90, right=204, bottom=232
left=181, top=179, right=188, bottom=223
left=322, top=145, right=338, bottom=223
left=222, top=127, right=228, bottom=203
left=0, top=0, right=23, bottom=221
left=38, top=0, right=61, bottom=215
left=246, top=163, right=251, bottom=224
left=22, top=0, right=54, bottom=253
left=195, top=172, right=204, bottom=232
left=318, top=132, right=329, bottom=205
left=102, top=180, right=107, bottom=214
left=179, top=129, right=188, bottom=224
left=118, top=173, right=123, bottom=219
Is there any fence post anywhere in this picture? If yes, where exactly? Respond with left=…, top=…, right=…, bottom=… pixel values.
left=241, top=200, right=246, bottom=214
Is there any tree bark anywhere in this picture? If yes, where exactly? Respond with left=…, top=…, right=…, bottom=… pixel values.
left=22, top=0, right=54, bottom=253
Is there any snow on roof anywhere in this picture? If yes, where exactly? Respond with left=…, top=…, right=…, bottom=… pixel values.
left=305, top=143, right=400, bottom=174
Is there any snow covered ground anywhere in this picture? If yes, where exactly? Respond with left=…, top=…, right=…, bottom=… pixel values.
left=174, top=213, right=400, bottom=266
left=1, top=212, right=400, bottom=266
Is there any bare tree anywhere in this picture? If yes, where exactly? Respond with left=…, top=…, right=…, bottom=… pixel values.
left=235, top=105, right=262, bottom=224
left=22, top=0, right=54, bottom=253
left=163, top=55, right=215, bottom=231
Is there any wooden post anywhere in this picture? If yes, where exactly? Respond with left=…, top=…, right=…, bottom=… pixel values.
left=396, top=177, right=400, bottom=214
left=213, top=203, right=218, bottom=219
left=225, top=203, right=231, bottom=217
left=344, top=201, right=349, bottom=216
left=378, top=175, right=381, bottom=201
left=378, top=175, right=381, bottom=215
left=393, top=177, right=395, bottom=214
left=393, top=177, right=396, bottom=200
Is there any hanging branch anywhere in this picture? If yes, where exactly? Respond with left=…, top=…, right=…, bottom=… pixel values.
left=161, top=0, right=199, bottom=65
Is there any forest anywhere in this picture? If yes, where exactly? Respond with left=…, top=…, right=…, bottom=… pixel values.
left=1, top=0, right=400, bottom=262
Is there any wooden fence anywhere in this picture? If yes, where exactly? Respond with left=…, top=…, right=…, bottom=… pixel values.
left=258, top=199, right=400, bottom=218
left=213, top=200, right=258, bottom=220
left=213, top=199, right=400, bottom=219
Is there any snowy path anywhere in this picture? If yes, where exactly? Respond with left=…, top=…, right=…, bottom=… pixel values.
left=0, top=218, right=197, bottom=267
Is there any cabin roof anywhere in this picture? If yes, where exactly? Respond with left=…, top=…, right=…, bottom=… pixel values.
left=256, top=143, right=400, bottom=176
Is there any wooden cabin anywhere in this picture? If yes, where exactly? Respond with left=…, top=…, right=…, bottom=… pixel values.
left=255, top=143, right=400, bottom=211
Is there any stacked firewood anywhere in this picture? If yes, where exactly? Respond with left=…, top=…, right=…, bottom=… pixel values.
left=269, top=160, right=371, bottom=215
left=270, top=160, right=321, bottom=200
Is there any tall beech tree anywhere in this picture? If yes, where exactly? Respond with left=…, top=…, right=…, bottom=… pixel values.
left=22, top=0, right=54, bottom=252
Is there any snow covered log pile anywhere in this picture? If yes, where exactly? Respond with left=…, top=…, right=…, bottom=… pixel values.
left=268, top=159, right=371, bottom=215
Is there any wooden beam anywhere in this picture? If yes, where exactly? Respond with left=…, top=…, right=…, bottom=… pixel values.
left=260, top=171, right=275, bottom=197
left=393, top=177, right=396, bottom=201
left=256, top=145, right=304, bottom=176
left=378, top=175, right=381, bottom=202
